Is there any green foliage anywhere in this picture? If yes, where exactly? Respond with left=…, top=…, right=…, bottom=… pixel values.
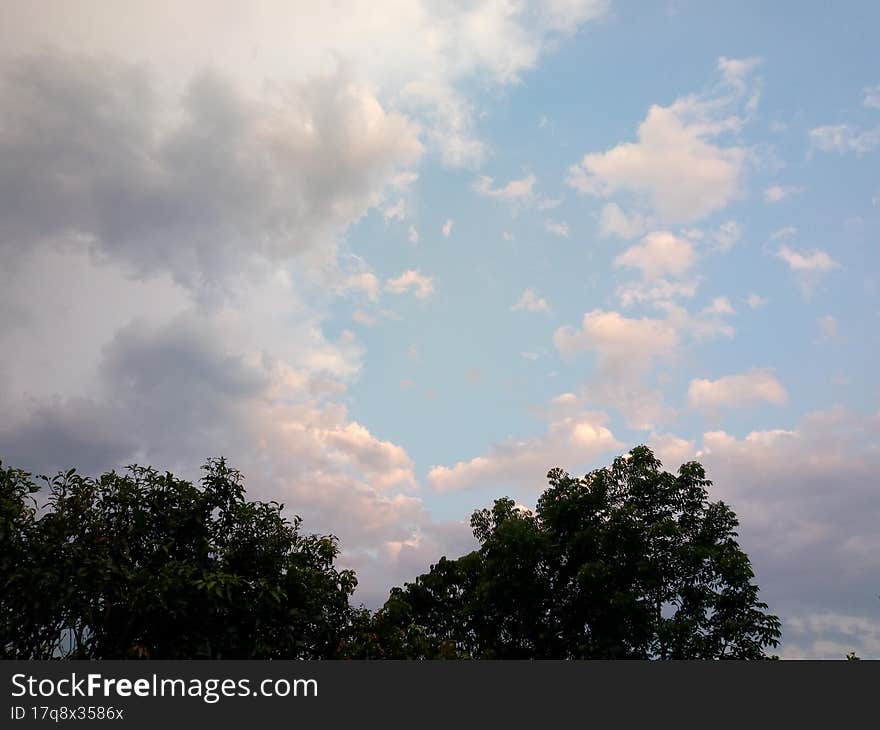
left=356, top=445, right=781, bottom=659
left=0, top=458, right=357, bottom=659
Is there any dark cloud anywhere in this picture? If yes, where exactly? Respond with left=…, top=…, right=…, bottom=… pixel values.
left=0, top=51, right=422, bottom=294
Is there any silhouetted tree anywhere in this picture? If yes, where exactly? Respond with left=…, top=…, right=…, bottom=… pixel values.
left=1, top=458, right=357, bottom=658
left=353, top=446, right=781, bottom=659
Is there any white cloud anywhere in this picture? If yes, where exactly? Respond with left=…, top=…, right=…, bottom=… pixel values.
left=385, top=269, right=435, bottom=299
left=567, top=57, right=758, bottom=224
left=473, top=173, right=537, bottom=202
left=383, top=198, right=407, bottom=221
left=702, top=296, right=735, bottom=316
left=764, top=185, right=803, bottom=203
left=809, top=124, right=880, bottom=156
left=647, top=432, right=696, bottom=469
left=337, top=272, right=381, bottom=302
left=614, top=231, right=697, bottom=279
left=554, top=309, right=679, bottom=371
left=776, top=244, right=838, bottom=270
left=687, top=369, right=787, bottom=410
left=598, top=203, right=649, bottom=239
left=865, top=85, right=880, bottom=110
left=552, top=302, right=733, bottom=430
left=407, top=225, right=420, bottom=244
left=545, top=219, right=570, bottom=236
left=511, top=288, right=551, bottom=313
left=442, top=219, right=454, bottom=237
left=427, top=402, right=620, bottom=492
left=776, top=245, right=839, bottom=294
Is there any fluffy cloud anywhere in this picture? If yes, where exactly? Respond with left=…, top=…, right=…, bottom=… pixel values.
left=598, top=202, right=649, bottom=239
left=427, top=402, right=620, bottom=493
left=554, top=309, right=679, bottom=371
left=776, top=246, right=838, bottom=272
left=553, top=310, right=679, bottom=429
left=511, top=288, right=551, bottom=313
left=567, top=57, right=758, bottom=223
left=385, top=270, right=435, bottom=299
left=776, top=245, right=839, bottom=295
left=473, top=173, right=537, bottom=202
left=337, top=272, right=381, bottom=301
left=614, top=231, right=697, bottom=279
left=442, top=219, right=454, bottom=237
left=702, top=296, right=735, bottom=316
left=687, top=369, right=787, bottom=411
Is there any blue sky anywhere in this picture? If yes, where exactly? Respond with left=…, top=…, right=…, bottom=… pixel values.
left=0, top=1, right=878, bottom=657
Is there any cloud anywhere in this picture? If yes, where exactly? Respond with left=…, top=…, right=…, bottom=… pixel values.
left=809, top=124, right=880, bottom=156
left=337, top=272, right=381, bottom=302
left=776, top=245, right=839, bottom=271
left=865, top=85, right=880, bottom=110
left=614, top=231, right=697, bottom=279
left=0, top=1, right=609, bottom=182
left=776, top=245, right=839, bottom=294
left=746, top=293, right=768, bottom=309
left=693, top=408, right=880, bottom=657
left=473, top=173, right=537, bottom=202
left=442, top=219, right=454, bottom=237
left=385, top=270, right=435, bottom=299
left=383, top=198, right=407, bottom=221
left=764, top=185, right=803, bottom=203
left=554, top=309, right=679, bottom=371
left=598, top=203, right=649, bottom=239
left=687, top=369, right=787, bottom=410
left=0, top=53, right=423, bottom=296
left=544, top=220, right=570, bottom=236
left=712, top=219, right=741, bottom=252
left=511, top=288, right=551, bottom=313
left=701, top=296, right=735, bottom=316
left=615, top=278, right=699, bottom=307
left=647, top=432, right=696, bottom=469
left=567, top=57, right=758, bottom=223
left=427, top=402, right=620, bottom=493
left=407, top=225, right=420, bottom=244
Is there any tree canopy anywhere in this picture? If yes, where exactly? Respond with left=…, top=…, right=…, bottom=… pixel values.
left=1, top=458, right=356, bottom=659
left=2, top=446, right=781, bottom=659
left=353, top=446, right=781, bottom=659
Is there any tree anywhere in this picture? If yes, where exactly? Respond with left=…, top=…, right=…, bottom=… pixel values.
left=360, top=446, right=781, bottom=659
left=1, top=458, right=357, bottom=659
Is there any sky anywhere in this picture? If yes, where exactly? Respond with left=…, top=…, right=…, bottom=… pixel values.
left=0, top=0, right=878, bottom=658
